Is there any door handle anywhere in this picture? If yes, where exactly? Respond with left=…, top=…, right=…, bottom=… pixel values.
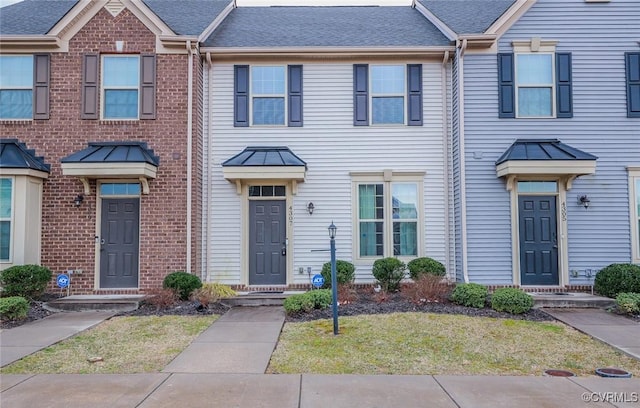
left=281, top=247, right=286, bottom=256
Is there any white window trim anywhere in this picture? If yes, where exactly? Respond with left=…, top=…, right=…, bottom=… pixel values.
left=629, top=167, right=640, bottom=264
left=512, top=39, right=558, bottom=119
left=0, top=55, right=34, bottom=121
left=351, top=171, right=424, bottom=262
left=369, top=64, right=406, bottom=126
left=250, top=65, right=287, bottom=127
left=100, top=55, right=140, bottom=121
left=0, top=177, right=14, bottom=263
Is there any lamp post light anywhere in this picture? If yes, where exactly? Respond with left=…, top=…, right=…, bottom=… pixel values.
left=328, top=221, right=339, bottom=335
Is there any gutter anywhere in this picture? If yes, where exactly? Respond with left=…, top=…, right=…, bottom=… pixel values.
left=186, top=40, right=193, bottom=274
left=457, top=38, right=470, bottom=283
left=441, top=50, right=452, bottom=278
left=199, top=46, right=455, bottom=58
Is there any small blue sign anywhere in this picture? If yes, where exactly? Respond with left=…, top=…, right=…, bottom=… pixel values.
left=311, top=274, right=325, bottom=288
left=57, top=273, right=70, bottom=289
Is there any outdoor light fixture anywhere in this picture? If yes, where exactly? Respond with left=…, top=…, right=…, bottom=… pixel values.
left=328, top=221, right=338, bottom=334
left=578, top=195, right=590, bottom=209
left=74, top=194, right=84, bottom=207
left=307, top=202, right=315, bottom=215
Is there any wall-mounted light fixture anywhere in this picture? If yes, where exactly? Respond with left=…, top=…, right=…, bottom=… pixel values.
left=578, top=194, right=590, bottom=209
left=74, top=194, right=84, bottom=207
left=307, top=202, right=315, bottom=215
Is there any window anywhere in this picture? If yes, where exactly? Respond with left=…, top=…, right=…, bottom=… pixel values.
left=516, top=54, right=554, bottom=117
left=353, top=64, right=422, bottom=126
left=626, top=52, right=640, bottom=118
left=102, top=56, right=140, bottom=119
left=498, top=43, right=572, bottom=118
left=630, top=168, right=640, bottom=263
left=81, top=54, right=155, bottom=120
left=355, top=176, right=421, bottom=258
left=0, top=55, right=49, bottom=120
left=0, top=178, right=12, bottom=261
left=100, top=183, right=141, bottom=196
left=249, top=185, right=286, bottom=197
left=234, top=65, right=303, bottom=127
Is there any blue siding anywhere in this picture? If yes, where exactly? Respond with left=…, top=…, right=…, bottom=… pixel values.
left=462, top=0, right=640, bottom=284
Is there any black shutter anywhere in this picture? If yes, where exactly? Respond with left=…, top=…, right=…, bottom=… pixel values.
left=288, top=65, right=303, bottom=127
left=626, top=52, right=640, bottom=118
left=407, top=64, right=423, bottom=126
left=33, top=54, right=50, bottom=120
left=556, top=52, right=573, bottom=118
left=353, top=64, right=368, bottom=126
left=81, top=53, right=99, bottom=119
left=140, top=54, right=156, bottom=120
left=234, top=65, right=249, bottom=127
left=497, top=53, right=515, bottom=118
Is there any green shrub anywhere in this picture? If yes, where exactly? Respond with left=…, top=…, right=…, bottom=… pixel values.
left=450, top=283, right=488, bottom=308
left=320, top=260, right=356, bottom=288
left=615, top=292, right=640, bottom=315
left=407, top=257, right=446, bottom=280
left=283, top=289, right=333, bottom=314
left=307, top=289, right=332, bottom=309
left=490, top=288, right=534, bottom=314
left=283, top=293, right=315, bottom=314
left=594, top=263, right=640, bottom=298
left=0, top=296, right=30, bottom=321
left=0, top=264, right=52, bottom=299
left=372, top=257, right=406, bottom=292
left=162, top=271, right=202, bottom=301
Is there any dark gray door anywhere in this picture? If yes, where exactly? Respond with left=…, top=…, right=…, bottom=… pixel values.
left=100, top=198, right=140, bottom=288
left=249, top=200, right=286, bottom=285
left=518, top=195, right=558, bottom=285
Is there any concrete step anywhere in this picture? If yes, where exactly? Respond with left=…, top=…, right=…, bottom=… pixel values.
left=221, top=291, right=304, bottom=307
left=45, top=295, right=145, bottom=312
left=530, top=292, right=615, bottom=309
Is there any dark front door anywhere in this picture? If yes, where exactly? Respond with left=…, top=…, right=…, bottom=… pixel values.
left=518, top=195, right=559, bottom=285
left=100, top=198, right=140, bottom=288
left=249, top=200, right=286, bottom=285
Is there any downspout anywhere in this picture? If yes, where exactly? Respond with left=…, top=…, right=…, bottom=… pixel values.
left=441, top=50, right=452, bottom=277
left=186, top=40, right=193, bottom=274
left=457, top=38, right=470, bottom=283
left=205, top=52, right=213, bottom=282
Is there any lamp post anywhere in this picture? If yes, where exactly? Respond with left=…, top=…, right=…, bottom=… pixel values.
left=328, top=222, right=339, bottom=335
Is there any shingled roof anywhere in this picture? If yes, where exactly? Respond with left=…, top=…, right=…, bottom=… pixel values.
left=142, top=0, right=231, bottom=36
left=203, top=6, right=451, bottom=48
left=0, top=0, right=77, bottom=35
left=418, top=0, right=516, bottom=34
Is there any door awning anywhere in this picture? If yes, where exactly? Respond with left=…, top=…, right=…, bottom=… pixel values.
left=61, top=142, right=159, bottom=194
left=0, top=139, right=50, bottom=178
left=496, top=139, right=597, bottom=178
left=222, top=146, right=307, bottom=194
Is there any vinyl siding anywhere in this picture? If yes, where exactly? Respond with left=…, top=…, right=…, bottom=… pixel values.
left=462, top=0, right=640, bottom=284
left=203, top=60, right=452, bottom=284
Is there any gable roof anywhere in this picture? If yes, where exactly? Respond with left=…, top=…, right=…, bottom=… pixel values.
left=203, top=6, right=451, bottom=48
left=142, top=0, right=231, bottom=36
left=418, top=0, right=516, bottom=34
left=0, top=0, right=77, bottom=35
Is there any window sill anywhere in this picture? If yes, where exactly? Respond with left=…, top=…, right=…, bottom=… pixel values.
left=0, top=119, right=33, bottom=124
left=98, top=120, right=140, bottom=125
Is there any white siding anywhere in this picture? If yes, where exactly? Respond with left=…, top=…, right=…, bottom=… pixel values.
left=462, top=0, right=640, bottom=284
left=203, top=60, right=452, bottom=284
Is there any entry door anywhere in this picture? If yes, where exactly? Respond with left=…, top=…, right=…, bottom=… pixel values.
left=518, top=195, right=559, bottom=285
left=249, top=200, right=286, bottom=285
left=100, top=198, right=140, bottom=288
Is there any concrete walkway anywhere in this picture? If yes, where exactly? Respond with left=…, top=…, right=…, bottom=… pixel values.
left=1, top=306, right=639, bottom=407
left=544, top=308, right=640, bottom=360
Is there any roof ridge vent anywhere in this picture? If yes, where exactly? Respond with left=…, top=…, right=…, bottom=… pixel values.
left=105, top=0, right=126, bottom=17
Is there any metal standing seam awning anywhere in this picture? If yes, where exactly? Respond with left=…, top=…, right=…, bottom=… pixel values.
left=61, top=142, right=160, bottom=194
left=0, top=139, right=51, bottom=178
left=496, top=139, right=597, bottom=188
left=222, top=146, right=307, bottom=194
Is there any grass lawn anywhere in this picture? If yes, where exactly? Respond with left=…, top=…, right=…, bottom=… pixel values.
left=0, top=315, right=217, bottom=374
left=267, top=313, right=640, bottom=376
